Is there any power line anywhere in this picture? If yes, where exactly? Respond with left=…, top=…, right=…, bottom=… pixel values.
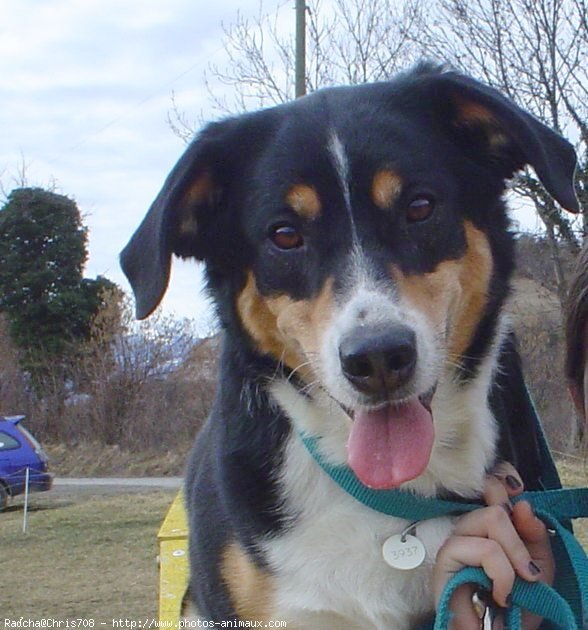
left=59, top=1, right=293, bottom=157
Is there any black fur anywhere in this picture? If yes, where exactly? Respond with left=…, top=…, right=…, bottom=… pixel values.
left=121, top=64, right=577, bottom=622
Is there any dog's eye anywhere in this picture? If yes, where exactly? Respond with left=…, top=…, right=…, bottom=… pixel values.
left=406, top=196, right=435, bottom=223
left=269, top=224, right=304, bottom=250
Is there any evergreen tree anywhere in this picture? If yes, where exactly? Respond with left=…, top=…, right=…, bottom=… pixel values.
left=0, top=187, right=115, bottom=380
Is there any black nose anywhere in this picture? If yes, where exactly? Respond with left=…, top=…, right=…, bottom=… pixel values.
left=339, top=324, right=417, bottom=395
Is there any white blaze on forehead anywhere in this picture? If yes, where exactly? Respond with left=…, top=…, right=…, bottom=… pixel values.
left=327, top=130, right=359, bottom=246
left=326, top=131, right=385, bottom=293
left=327, top=130, right=350, bottom=201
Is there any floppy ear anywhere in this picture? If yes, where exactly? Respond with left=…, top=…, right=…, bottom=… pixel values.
left=427, top=71, right=579, bottom=213
left=120, top=114, right=270, bottom=319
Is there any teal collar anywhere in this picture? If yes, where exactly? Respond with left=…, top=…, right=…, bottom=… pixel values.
left=300, top=432, right=588, bottom=629
left=300, top=432, right=483, bottom=521
left=301, top=432, right=588, bottom=523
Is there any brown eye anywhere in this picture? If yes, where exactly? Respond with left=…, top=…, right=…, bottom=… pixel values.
left=407, top=196, right=435, bottom=223
left=270, top=224, right=304, bottom=250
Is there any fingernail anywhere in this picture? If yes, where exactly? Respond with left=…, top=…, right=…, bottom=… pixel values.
left=505, top=475, right=522, bottom=490
left=529, top=561, right=542, bottom=575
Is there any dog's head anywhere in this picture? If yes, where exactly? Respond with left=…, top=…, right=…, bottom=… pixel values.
left=122, top=65, right=577, bottom=489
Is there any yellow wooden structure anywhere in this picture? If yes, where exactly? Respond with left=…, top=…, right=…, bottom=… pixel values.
left=158, top=491, right=188, bottom=624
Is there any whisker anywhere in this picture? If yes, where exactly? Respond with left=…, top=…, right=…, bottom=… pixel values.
left=286, top=359, right=316, bottom=382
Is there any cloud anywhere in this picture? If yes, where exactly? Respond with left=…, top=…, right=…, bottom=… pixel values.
left=0, top=0, right=262, bottom=329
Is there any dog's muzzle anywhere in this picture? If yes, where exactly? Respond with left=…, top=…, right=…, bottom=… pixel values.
left=339, top=323, right=417, bottom=399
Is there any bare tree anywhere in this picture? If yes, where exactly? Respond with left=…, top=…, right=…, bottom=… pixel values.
left=6, top=288, right=206, bottom=451
left=75, top=290, right=198, bottom=446
left=168, top=0, right=422, bottom=134
left=418, top=0, right=588, bottom=297
left=0, top=156, right=59, bottom=202
left=171, top=0, right=587, bottom=300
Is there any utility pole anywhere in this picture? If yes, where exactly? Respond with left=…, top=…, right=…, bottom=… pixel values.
left=295, top=0, right=306, bottom=97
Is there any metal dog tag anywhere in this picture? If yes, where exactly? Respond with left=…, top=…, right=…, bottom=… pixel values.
left=382, top=533, right=426, bottom=570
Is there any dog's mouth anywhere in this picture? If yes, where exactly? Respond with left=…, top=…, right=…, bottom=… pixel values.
left=345, top=385, right=437, bottom=490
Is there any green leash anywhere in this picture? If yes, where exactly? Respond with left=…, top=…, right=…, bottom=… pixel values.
left=301, top=434, right=588, bottom=628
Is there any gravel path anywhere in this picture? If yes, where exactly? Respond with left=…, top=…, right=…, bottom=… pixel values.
left=50, top=476, right=183, bottom=497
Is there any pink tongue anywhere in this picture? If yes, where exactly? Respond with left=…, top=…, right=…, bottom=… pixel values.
left=347, top=399, right=434, bottom=489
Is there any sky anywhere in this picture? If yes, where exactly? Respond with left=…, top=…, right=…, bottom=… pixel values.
left=1, top=0, right=275, bottom=332
left=1, top=1, right=546, bottom=335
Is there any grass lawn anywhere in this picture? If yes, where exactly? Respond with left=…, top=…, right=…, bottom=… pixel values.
left=0, top=490, right=176, bottom=624
left=0, top=459, right=585, bottom=626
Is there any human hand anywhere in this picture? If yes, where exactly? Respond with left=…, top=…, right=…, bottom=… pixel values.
left=433, top=462, right=554, bottom=629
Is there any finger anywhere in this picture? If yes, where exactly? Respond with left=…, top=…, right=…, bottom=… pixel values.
left=512, top=501, right=548, bottom=545
left=511, top=501, right=555, bottom=582
left=434, top=536, right=515, bottom=608
left=491, top=460, right=524, bottom=497
left=483, top=474, right=514, bottom=511
left=453, top=505, right=542, bottom=582
left=509, top=501, right=555, bottom=630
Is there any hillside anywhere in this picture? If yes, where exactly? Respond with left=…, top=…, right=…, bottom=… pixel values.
left=509, top=277, right=579, bottom=452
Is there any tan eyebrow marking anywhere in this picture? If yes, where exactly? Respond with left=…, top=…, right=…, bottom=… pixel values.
left=286, top=184, right=322, bottom=220
left=371, top=169, right=403, bottom=209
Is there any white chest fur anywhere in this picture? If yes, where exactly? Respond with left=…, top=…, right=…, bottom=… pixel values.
left=265, top=370, right=498, bottom=629
left=264, top=434, right=455, bottom=629
left=266, top=440, right=451, bottom=630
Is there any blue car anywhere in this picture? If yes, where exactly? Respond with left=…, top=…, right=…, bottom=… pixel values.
left=0, top=415, right=52, bottom=511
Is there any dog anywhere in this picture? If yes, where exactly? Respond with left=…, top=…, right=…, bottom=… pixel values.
left=121, top=64, right=578, bottom=628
